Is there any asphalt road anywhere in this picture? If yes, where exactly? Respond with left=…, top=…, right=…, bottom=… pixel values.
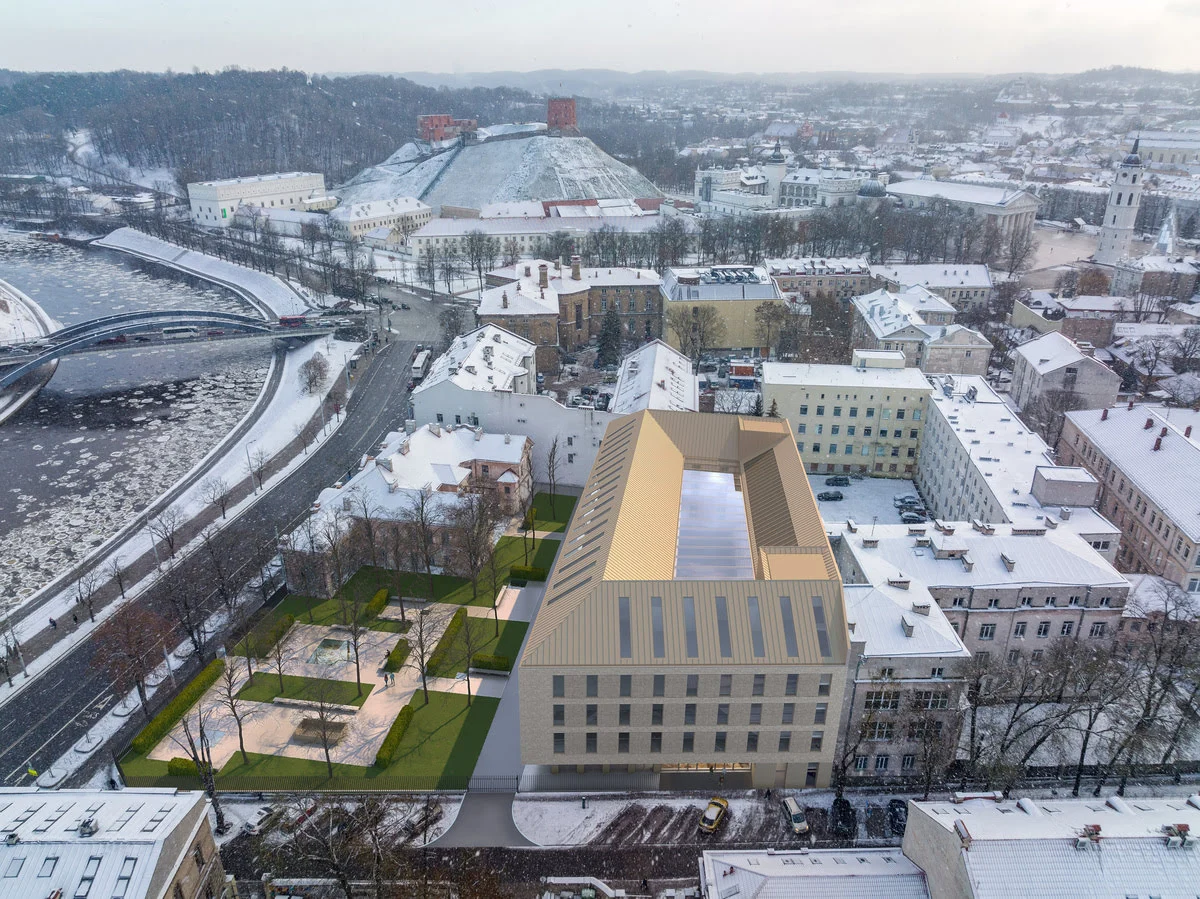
left=0, top=333, right=422, bottom=786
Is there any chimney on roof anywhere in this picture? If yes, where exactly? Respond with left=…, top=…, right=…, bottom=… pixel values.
left=1154, top=437, right=1162, bottom=451
left=1160, top=427, right=1168, bottom=438
left=1001, top=552, right=1016, bottom=572
left=1187, top=426, right=1193, bottom=438
left=538, top=264, right=548, bottom=289
left=571, top=255, right=581, bottom=281
left=1101, top=408, right=1108, bottom=421
left=1128, top=399, right=1135, bottom=411
left=502, top=291, right=508, bottom=309
left=524, top=264, right=531, bottom=277
left=1145, top=418, right=1154, bottom=429
left=504, top=433, right=511, bottom=444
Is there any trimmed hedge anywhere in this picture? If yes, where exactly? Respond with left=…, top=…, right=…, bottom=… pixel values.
left=365, top=588, right=389, bottom=618
left=131, top=658, right=225, bottom=755
left=470, top=653, right=512, bottom=672
left=509, top=565, right=548, bottom=582
left=232, top=613, right=296, bottom=659
left=167, top=757, right=200, bottom=777
left=384, top=640, right=410, bottom=673
left=373, top=704, right=414, bottom=768
left=426, top=608, right=468, bottom=674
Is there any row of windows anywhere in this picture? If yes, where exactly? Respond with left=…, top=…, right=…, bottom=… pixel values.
left=975, top=620, right=1106, bottom=640
left=854, top=754, right=916, bottom=772
left=798, top=404, right=920, bottom=421
left=552, top=672, right=834, bottom=698
left=553, top=729, right=821, bottom=755
left=805, top=442, right=916, bottom=458
left=797, top=424, right=920, bottom=440
left=948, top=594, right=1113, bottom=610
left=552, top=701, right=829, bottom=728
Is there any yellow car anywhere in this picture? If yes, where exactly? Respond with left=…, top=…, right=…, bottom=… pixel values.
left=699, top=797, right=729, bottom=833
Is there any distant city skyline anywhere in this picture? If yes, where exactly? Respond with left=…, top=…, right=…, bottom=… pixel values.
left=2, top=0, right=1197, bottom=76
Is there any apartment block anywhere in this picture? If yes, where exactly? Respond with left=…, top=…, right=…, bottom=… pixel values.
left=870, top=263, right=994, bottom=311
left=661, top=265, right=787, bottom=353
left=851, top=286, right=991, bottom=377
left=1059, top=404, right=1200, bottom=592
left=761, top=355, right=932, bottom=478
left=519, top=410, right=849, bottom=789
left=765, top=257, right=873, bottom=301
left=1010, top=332, right=1120, bottom=413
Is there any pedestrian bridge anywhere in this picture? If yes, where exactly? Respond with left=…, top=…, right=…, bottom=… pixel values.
left=0, top=309, right=341, bottom=390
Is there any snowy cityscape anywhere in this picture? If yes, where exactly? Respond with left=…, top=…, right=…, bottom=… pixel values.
left=2, top=3, right=1200, bottom=897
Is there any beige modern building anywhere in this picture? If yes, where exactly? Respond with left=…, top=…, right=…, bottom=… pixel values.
left=1059, top=404, right=1200, bottom=592
left=0, top=787, right=233, bottom=899
left=187, top=171, right=327, bottom=228
left=518, top=410, right=849, bottom=789
left=762, top=355, right=932, bottom=478
left=661, top=265, right=787, bottom=354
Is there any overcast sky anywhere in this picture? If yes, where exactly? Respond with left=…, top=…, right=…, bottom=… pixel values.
left=3, top=0, right=1198, bottom=75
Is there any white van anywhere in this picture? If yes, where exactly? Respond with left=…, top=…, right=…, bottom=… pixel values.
left=782, top=796, right=809, bottom=834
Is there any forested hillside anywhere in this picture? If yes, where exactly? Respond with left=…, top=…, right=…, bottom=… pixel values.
left=0, top=69, right=540, bottom=187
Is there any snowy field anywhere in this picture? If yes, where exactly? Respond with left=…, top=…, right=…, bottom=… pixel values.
left=809, top=473, right=922, bottom=528
left=95, top=228, right=309, bottom=316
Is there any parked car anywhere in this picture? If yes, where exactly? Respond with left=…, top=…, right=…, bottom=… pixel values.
left=830, top=796, right=857, bottom=840
left=893, top=494, right=920, bottom=508
left=824, top=476, right=850, bottom=487
left=580, top=386, right=599, bottom=397
left=96, top=334, right=127, bottom=345
left=399, top=302, right=411, bottom=310
left=699, top=798, right=729, bottom=834
left=887, top=799, right=909, bottom=836
left=817, top=491, right=844, bottom=502
left=782, top=797, right=809, bottom=835
left=900, top=511, right=927, bottom=524
left=134, top=335, right=152, bottom=342
left=242, top=805, right=279, bottom=835
left=206, top=329, right=225, bottom=337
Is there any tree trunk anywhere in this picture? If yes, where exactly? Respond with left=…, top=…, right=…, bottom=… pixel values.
left=1072, top=723, right=1095, bottom=797
left=354, top=643, right=362, bottom=697
left=236, top=719, right=248, bottom=765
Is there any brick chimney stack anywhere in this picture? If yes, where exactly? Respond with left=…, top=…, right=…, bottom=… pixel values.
left=571, top=255, right=582, bottom=281
left=538, top=263, right=549, bottom=289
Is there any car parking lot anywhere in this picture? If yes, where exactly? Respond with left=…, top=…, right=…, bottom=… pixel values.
left=809, top=473, right=925, bottom=528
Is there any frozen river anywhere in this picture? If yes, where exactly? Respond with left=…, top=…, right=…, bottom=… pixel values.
left=0, top=232, right=272, bottom=605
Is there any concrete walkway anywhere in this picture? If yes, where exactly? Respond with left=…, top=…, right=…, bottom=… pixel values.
left=430, top=792, right=532, bottom=847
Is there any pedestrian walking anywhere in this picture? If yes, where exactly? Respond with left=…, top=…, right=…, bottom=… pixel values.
left=72, top=613, right=78, bottom=625
left=48, top=618, right=56, bottom=629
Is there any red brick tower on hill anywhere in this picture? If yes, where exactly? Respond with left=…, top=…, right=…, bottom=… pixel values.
left=547, top=98, right=578, bottom=134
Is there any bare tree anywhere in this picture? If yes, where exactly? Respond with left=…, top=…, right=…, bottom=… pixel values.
left=170, top=705, right=228, bottom=834
left=349, top=487, right=383, bottom=570
left=1171, top=326, right=1200, bottom=374
left=214, top=660, right=251, bottom=765
left=1131, top=336, right=1172, bottom=397
left=267, top=623, right=296, bottom=693
left=754, top=301, right=789, bottom=355
left=308, top=677, right=345, bottom=779
left=275, top=794, right=355, bottom=899
left=664, top=304, right=699, bottom=365
left=450, top=490, right=493, bottom=605
left=1023, top=388, right=1086, bottom=450
left=91, top=605, right=175, bottom=718
left=107, top=556, right=128, bottom=600
left=405, top=487, right=443, bottom=603
left=544, top=436, right=562, bottom=521
left=518, top=488, right=536, bottom=566
left=74, top=568, right=99, bottom=623
left=147, top=507, right=184, bottom=562
left=384, top=522, right=410, bottom=624
left=247, top=447, right=270, bottom=491
left=159, top=562, right=207, bottom=659
left=200, top=475, right=231, bottom=519
left=200, top=527, right=235, bottom=612
left=404, top=606, right=448, bottom=706
left=1003, top=228, right=1037, bottom=277
left=337, top=588, right=367, bottom=698
left=299, top=352, right=330, bottom=395
left=906, top=702, right=962, bottom=801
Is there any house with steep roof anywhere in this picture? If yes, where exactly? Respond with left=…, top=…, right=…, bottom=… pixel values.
left=851, top=287, right=990, bottom=376
left=1011, top=331, right=1120, bottom=412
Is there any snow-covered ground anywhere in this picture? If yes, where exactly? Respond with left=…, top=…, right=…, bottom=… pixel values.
left=0, top=279, right=47, bottom=344
left=95, top=228, right=309, bottom=317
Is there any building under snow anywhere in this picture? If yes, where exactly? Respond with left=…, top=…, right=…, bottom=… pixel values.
left=187, top=171, right=329, bottom=228
left=850, top=287, right=991, bottom=377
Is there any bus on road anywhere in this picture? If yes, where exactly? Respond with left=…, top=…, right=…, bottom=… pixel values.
left=278, top=315, right=308, bottom=328
left=411, top=349, right=431, bottom=383
left=162, top=326, right=199, bottom=340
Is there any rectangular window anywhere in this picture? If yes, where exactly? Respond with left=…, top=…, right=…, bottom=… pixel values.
left=902, top=754, right=916, bottom=771
left=782, top=702, right=795, bottom=725
left=806, top=763, right=820, bottom=786
left=650, top=732, right=662, bottom=753
left=683, top=596, right=698, bottom=658
left=812, top=596, right=832, bottom=657
left=553, top=733, right=565, bottom=754
left=720, top=674, right=733, bottom=697
left=620, top=674, right=632, bottom=697
left=682, top=732, right=695, bottom=753
left=818, top=674, right=832, bottom=696
left=749, top=703, right=762, bottom=725
left=686, top=673, right=699, bottom=697
left=683, top=703, right=697, bottom=725
left=586, top=732, right=598, bottom=753
left=747, top=596, right=765, bottom=658
left=553, top=704, right=565, bottom=726
left=618, top=596, right=631, bottom=658
left=746, top=732, right=759, bottom=752
left=979, top=623, right=996, bottom=640
left=585, top=704, right=597, bottom=726
left=1013, top=622, right=1027, bottom=638
left=811, top=731, right=824, bottom=752
left=1090, top=622, right=1106, bottom=638
left=618, top=732, right=630, bottom=753
left=864, top=691, right=900, bottom=711
left=1061, top=622, right=1074, bottom=637
left=1037, top=622, right=1050, bottom=638
left=619, top=704, right=630, bottom=726
left=650, top=596, right=665, bottom=658
left=871, top=721, right=895, bottom=740
left=651, top=703, right=663, bottom=726
left=586, top=675, right=598, bottom=697
left=814, top=702, right=829, bottom=726
left=653, top=674, right=665, bottom=697
left=785, top=673, right=799, bottom=696
left=715, top=596, right=732, bottom=658
left=752, top=673, right=766, bottom=696
left=854, top=755, right=868, bottom=771
left=715, top=732, right=727, bottom=753
left=780, top=732, right=792, bottom=752
left=717, top=703, right=730, bottom=725
left=875, top=755, right=890, bottom=771
left=553, top=675, right=565, bottom=698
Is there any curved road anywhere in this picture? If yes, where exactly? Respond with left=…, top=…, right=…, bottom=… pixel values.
left=0, top=335, right=420, bottom=786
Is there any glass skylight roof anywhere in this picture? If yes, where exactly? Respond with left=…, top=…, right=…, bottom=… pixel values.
left=674, top=469, right=755, bottom=579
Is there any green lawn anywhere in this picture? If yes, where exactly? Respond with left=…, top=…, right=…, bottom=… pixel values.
left=529, top=491, right=576, bottom=532
left=427, top=618, right=529, bottom=678
left=236, top=672, right=372, bottom=707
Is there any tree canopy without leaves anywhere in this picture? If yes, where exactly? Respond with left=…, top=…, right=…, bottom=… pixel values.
left=299, top=352, right=330, bottom=395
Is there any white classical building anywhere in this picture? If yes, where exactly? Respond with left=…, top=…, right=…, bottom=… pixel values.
left=886, top=179, right=1039, bottom=246
left=410, top=325, right=697, bottom=486
left=329, top=196, right=432, bottom=238
left=187, top=171, right=328, bottom=227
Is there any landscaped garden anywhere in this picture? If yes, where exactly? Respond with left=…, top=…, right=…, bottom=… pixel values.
left=529, top=491, right=576, bottom=532
left=426, top=616, right=529, bottom=678
left=236, top=672, right=372, bottom=707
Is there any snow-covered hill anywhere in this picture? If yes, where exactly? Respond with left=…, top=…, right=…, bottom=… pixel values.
left=336, top=135, right=661, bottom=209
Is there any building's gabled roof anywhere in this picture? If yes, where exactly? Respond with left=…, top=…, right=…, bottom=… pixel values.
left=521, top=410, right=846, bottom=669
left=1013, top=331, right=1089, bottom=375
left=414, top=324, right=535, bottom=395
left=699, top=848, right=930, bottom=899
left=870, top=263, right=993, bottom=291
left=609, top=340, right=698, bottom=415
left=853, top=286, right=955, bottom=340
left=886, top=178, right=1038, bottom=208
left=843, top=584, right=969, bottom=659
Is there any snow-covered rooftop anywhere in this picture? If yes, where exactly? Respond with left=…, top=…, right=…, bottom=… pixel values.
left=843, top=583, right=969, bottom=659
left=700, top=848, right=930, bottom=899
left=887, top=178, right=1036, bottom=207
left=765, top=257, right=871, bottom=277
left=870, top=263, right=993, bottom=291
left=662, top=266, right=783, bottom=303
left=762, top=361, right=933, bottom=391
left=329, top=195, right=429, bottom=223
left=1064, top=404, right=1200, bottom=541
left=478, top=261, right=660, bottom=318
left=412, top=215, right=672, bottom=239
left=852, top=286, right=955, bottom=340
left=413, top=325, right=536, bottom=396
left=609, top=340, right=698, bottom=415
left=190, top=171, right=321, bottom=188
left=1013, top=331, right=1089, bottom=375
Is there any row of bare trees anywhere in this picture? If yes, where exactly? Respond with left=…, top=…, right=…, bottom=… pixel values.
left=836, top=582, right=1200, bottom=798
